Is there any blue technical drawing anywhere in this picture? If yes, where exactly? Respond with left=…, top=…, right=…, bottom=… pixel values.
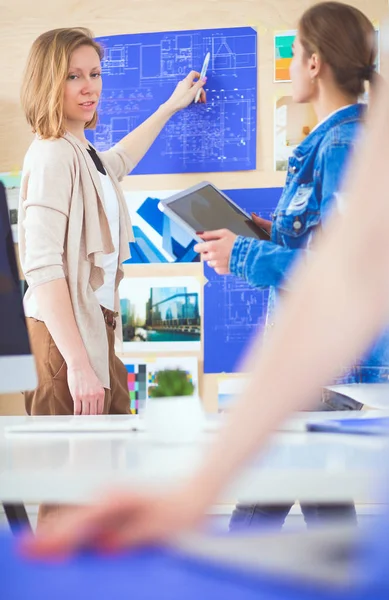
left=204, top=187, right=283, bottom=374
left=87, top=27, right=257, bottom=174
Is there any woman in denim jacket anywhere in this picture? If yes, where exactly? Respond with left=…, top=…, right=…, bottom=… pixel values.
left=196, top=2, right=389, bottom=530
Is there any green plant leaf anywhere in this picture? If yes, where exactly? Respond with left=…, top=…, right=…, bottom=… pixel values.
left=148, top=369, right=194, bottom=398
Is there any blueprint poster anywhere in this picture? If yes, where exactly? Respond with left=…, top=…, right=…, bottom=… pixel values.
left=87, top=27, right=257, bottom=174
left=203, top=187, right=283, bottom=374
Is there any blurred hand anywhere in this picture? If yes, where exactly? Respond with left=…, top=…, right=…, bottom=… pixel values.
left=194, top=229, right=237, bottom=275
left=20, top=487, right=202, bottom=558
left=251, top=213, right=272, bottom=236
left=67, top=364, right=105, bottom=416
left=165, top=71, right=206, bottom=112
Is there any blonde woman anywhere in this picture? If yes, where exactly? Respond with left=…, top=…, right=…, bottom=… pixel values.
left=19, top=28, right=205, bottom=419
left=18, top=28, right=205, bottom=527
left=196, top=1, right=382, bottom=530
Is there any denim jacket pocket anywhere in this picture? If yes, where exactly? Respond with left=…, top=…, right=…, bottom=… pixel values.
left=275, top=184, right=320, bottom=239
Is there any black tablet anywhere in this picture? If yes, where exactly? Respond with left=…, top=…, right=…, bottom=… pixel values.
left=158, top=182, right=270, bottom=242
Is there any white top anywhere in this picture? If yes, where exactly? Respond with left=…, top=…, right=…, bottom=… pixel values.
left=94, top=172, right=120, bottom=311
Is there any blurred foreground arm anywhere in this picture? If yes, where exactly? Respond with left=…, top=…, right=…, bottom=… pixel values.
left=192, top=75, right=389, bottom=506
left=22, top=49, right=389, bottom=556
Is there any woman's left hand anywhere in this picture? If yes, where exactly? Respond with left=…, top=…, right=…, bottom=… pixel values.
left=194, top=229, right=237, bottom=275
left=165, top=71, right=206, bottom=113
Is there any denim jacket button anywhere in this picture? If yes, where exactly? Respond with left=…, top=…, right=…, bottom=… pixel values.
left=288, top=165, right=296, bottom=174
left=293, top=219, right=302, bottom=230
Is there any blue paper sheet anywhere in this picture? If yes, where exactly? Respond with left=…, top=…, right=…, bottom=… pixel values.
left=203, top=187, right=282, bottom=373
left=307, top=417, right=389, bottom=435
left=86, top=27, right=257, bottom=174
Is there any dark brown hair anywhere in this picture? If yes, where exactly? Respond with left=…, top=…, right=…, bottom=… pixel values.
left=21, top=28, right=103, bottom=139
left=298, top=2, right=377, bottom=97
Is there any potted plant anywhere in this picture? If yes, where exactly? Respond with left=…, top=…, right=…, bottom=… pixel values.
left=145, top=369, right=204, bottom=443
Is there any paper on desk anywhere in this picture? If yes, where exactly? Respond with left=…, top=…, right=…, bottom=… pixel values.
left=325, top=383, right=389, bottom=409
left=5, top=416, right=142, bottom=434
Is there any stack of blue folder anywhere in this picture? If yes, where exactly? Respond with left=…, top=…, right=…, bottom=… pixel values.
left=306, top=416, right=389, bottom=435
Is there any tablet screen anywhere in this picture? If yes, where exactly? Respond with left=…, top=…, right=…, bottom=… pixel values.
left=165, top=184, right=269, bottom=240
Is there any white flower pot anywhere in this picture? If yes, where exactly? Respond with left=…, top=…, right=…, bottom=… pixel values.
left=145, top=395, right=205, bottom=444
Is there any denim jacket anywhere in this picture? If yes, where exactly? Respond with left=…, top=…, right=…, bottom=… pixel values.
left=230, top=104, right=389, bottom=385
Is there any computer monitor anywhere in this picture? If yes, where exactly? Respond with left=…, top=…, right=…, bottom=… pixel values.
left=0, top=181, right=37, bottom=393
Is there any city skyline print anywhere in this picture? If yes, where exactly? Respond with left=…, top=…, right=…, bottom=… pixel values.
left=119, top=276, right=202, bottom=352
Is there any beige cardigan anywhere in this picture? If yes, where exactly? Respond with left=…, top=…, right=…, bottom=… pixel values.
left=18, top=132, right=135, bottom=389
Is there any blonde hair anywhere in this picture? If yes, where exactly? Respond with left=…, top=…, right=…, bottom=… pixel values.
left=21, top=28, right=103, bottom=139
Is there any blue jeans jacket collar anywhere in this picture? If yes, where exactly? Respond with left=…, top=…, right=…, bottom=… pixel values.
left=294, top=104, right=365, bottom=160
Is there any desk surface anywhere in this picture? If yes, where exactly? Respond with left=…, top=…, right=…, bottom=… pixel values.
left=0, top=414, right=388, bottom=505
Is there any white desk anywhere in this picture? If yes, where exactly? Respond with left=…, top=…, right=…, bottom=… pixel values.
left=0, top=413, right=388, bottom=513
